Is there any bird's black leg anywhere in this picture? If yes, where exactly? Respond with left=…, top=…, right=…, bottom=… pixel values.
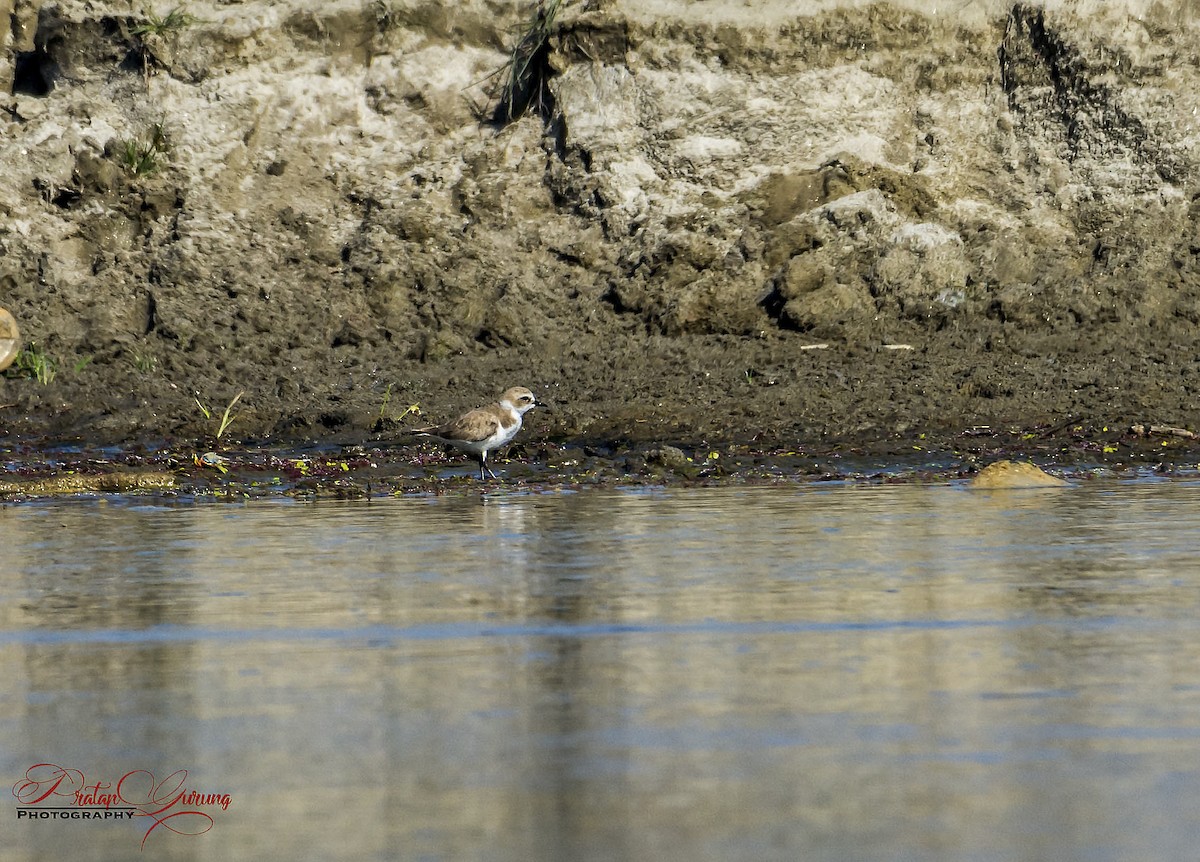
left=478, top=453, right=497, bottom=481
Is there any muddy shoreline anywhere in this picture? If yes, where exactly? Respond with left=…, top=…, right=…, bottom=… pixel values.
left=5, top=324, right=1200, bottom=460
left=3, top=416, right=1199, bottom=502
left=6, top=322, right=1200, bottom=495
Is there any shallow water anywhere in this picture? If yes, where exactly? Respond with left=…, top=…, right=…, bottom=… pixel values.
left=4, top=481, right=1200, bottom=861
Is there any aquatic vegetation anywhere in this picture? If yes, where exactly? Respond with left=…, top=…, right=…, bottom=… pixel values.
left=0, top=471, right=175, bottom=495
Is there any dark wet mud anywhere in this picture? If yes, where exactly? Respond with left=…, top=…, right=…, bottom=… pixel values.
left=4, top=420, right=1200, bottom=503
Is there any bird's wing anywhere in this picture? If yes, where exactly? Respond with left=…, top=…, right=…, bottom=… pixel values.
left=423, top=408, right=501, bottom=443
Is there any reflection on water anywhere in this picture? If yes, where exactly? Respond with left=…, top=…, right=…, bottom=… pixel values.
left=4, top=482, right=1200, bottom=860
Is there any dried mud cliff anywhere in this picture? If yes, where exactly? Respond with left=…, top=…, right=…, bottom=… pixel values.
left=3, top=0, right=1200, bottom=447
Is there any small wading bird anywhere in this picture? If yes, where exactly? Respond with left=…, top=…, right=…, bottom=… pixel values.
left=414, top=386, right=543, bottom=480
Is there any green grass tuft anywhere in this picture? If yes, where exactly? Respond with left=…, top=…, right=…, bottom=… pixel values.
left=119, top=123, right=169, bottom=176
left=4, top=342, right=57, bottom=385
left=194, top=391, right=245, bottom=442
left=131, top=6, right=202, bottom=39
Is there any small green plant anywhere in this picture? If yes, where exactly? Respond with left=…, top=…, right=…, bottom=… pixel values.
left=4, top=342, right=56, bottom=385
left=194, top=390, right=244, bottom=441
left=395, top=402, right=421, bottom=422
left=485, top=0, right=564, bottom=126
left=378, top=384, right=421, bottom=422
left=119, top=123, right=169, bottom=176
left=378, top=383, right=392, bottom=419
left=73, top=356, right=93, bottom=373
left=130, top=5, right=201, bottom=39
left=130, top=351, right=156, bottom=373
left=129, top=7, right=204, bottom=90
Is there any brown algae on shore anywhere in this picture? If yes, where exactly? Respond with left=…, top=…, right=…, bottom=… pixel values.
left=0, top=471, right=176, bottom=497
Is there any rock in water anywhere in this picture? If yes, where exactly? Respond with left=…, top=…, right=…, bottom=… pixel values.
left=970, top=460, right=1068, bottom=489
left=0, top=308, right=20, bottom=372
